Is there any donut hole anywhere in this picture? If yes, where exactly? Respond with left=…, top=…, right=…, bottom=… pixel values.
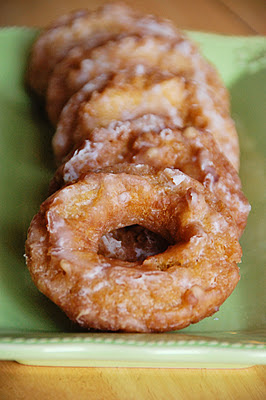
left=97, top=224, right=170, bottom=262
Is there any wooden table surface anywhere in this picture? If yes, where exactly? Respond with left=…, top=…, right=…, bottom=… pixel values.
left=0, top=0, right=265, bottom=399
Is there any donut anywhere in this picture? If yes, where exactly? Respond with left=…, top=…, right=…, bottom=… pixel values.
left=27, top=2, right=179, bottom=96
left=46, top=34, right=229, bottom=126
left=25, top=3, right=250, bottom=333
left=52, top=68, right=187, bottom=163
left=53, top=68, right=239, bottom=169
left=50, top=114, right=167, bottom=189
left=51, top=75, right=112, bottom=166
left=25, top=164, right=241, bottom=332
left=51, top=120, right=250, bottom=237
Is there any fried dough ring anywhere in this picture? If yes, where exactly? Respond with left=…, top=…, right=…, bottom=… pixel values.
left=52, top=69, right=186, bottom=163
left=51, top=119, right=249, bottom=237
left=46, top=34, right=229, bottom=125
left=26, top=164, right=241, bottom=332
left=27, top=2, right=179, bottom=96
left=25, top=3, right=250, bottom=333
left=53, top=68, right=239, bottom=169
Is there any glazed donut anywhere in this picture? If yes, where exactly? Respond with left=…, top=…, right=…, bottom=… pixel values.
left=26, top=164, right=241, bottom=332
left=25, top=3, right=250, bottom=333
left=50, top=115, right=167, bottom=189
left=51, top=119, right=249, bottom=237
left=46, top=34, right=229, bottom=126
left=27, top=2, right=179, bottom=96
left=52, top=68, right=186, bottom=164
left=53, top=68, right=239, bottom=169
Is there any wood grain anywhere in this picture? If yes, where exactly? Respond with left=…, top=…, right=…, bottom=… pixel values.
left=0, top=0, right=258, bottom=34
left=0, top=362, right=266, bottom=400
left=220, top=0, right=266, bottom=34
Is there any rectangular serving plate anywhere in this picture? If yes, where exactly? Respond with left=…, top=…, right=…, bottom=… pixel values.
left=1, top=331, right=265, bottom=368
left=0, top=28, right=265, bottom=368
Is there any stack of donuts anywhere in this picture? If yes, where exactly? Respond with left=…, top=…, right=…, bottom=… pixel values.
left=25, top=3, right=250, bottom=332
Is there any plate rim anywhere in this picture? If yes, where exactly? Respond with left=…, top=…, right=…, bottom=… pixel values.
left=0, top=27, right=265, bottom=367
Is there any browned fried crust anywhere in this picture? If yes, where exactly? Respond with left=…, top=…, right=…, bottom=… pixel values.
left=46, top=34, right=229, bottom=126
left=27, top=2, right=179, bottom=96
left=52, top=69, right=239, bottom=169
left=26, top=165, right=241, bottom=332
left=51, top=121, right=249, bottom=237
left=25, top=3, right=250, bottom=333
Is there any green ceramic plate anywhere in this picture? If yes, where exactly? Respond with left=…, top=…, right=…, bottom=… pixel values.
left=0, top=28, right=265, bottom=368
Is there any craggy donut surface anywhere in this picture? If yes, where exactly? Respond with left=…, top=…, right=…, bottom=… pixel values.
left=25, top=3, right=250, bottom=333
left=52, top=69, right=186, bottom=163
left=53, top=68, right=239, bottom=168
left=46, top=34, right=229, bottom=126
left=51, top=120, right=250, bottom=237
left=27, top=2, right=179, bottom=96
left=26, top=165, right=241, bottom=332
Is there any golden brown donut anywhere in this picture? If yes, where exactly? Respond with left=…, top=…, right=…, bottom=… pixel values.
left=26, top=164, right=241, bottom=332
left=51, top=119, right=250, bottom=237
left=46, top=34, right=229, bottom=125
left=25, top=3, right=250, bottom=333
left=50, top=114, right=167, bottom=189
left=50, top=76, right=111, bottom=166
left=27, top=2, right=179, bottom=96
left=53, top=68, right=239, bottom=169
left=52, top=68, right=186, bottom=164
